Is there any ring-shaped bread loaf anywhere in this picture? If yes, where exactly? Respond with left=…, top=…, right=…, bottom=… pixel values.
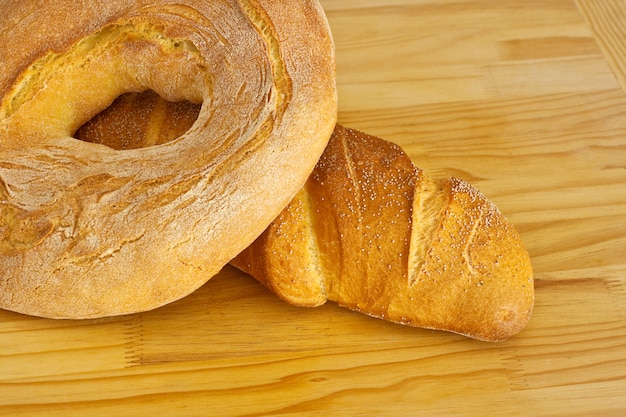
left=0, top=0, right=337, bottom=318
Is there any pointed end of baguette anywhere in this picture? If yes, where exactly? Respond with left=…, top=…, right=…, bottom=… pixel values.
left=400, top=177, right=534, bottom=342
left=451, top=178, right=534, bottom=342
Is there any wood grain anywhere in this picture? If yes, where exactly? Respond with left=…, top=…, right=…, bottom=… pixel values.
left=2, top=0, right=626, bottom=415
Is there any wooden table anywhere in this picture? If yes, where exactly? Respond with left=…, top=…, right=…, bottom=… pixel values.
left=2, top=1, right=625, bottom=415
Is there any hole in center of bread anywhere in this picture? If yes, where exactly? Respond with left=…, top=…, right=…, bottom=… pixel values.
left=74, top=90, right=201, bottom=150
left=0, top=23, right=208, bottom=146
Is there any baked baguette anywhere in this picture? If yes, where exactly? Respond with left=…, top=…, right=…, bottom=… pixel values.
left=76, top=92, right=534, bottom=341
left=233, top=125, right=534, bottom=342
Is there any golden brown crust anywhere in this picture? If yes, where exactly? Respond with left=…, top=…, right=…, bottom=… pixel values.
left=233, top=126, right=534, bottom=342
left=70, top=90, right=533, bottom=341
left=0, top=0, right=337, bottom=318
left=73, top=93, right=534, bottom=341
left=5, top=4, right=533, bottom=340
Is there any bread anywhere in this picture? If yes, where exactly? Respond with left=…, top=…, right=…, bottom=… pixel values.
left=0, top=0, right=337, bottom=318
left=75, top=92, right=533, bottom=341
left=1, top=1, right=533, bottom=340
left=233, top=125, right=534, bottom=342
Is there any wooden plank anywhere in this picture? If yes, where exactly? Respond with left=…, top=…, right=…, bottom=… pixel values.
left=576, top=0, right=626, bottom=92
left=2, top=1, right=626, bottom=415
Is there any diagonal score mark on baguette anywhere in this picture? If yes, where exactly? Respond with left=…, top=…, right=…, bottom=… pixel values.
left=408, top=173, right=448, bottom=287
left=333, top=127, right=364, bottom=294
left=462, top=212, right=483, bottom=278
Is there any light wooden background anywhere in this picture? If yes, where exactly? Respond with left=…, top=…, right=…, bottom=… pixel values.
left=2, top=0, right=626, bottom=415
